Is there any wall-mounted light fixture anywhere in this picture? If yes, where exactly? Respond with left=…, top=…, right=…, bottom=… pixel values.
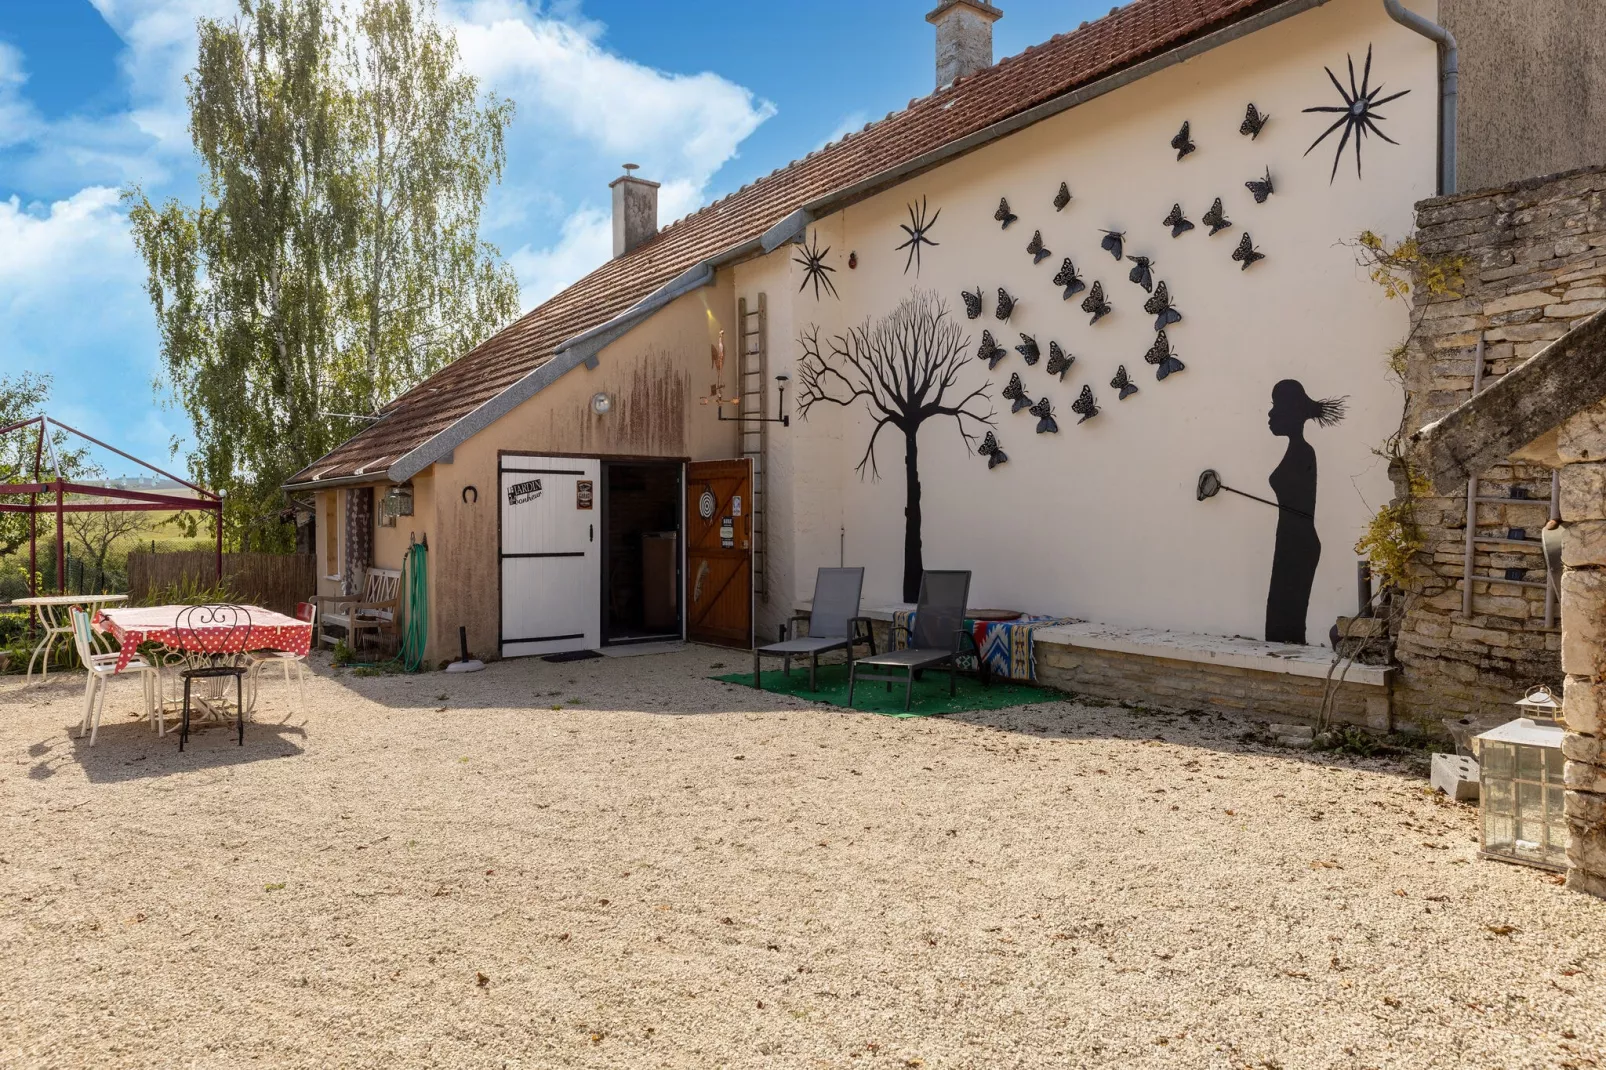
left=719, top=374, right=791, bottom=427
left=590, top=392, right=613, bottom=416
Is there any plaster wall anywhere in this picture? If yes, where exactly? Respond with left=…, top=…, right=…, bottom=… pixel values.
left=419, top=276, right=739, bottom=664
left=766, top=0, right=1437, bottom=646
left=1441, top=0, right=1606, bottom=194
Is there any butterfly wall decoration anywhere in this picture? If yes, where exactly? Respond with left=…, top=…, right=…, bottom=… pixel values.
left=1303, top=45, right=1410, bottom=182
left=1144, top=281, right=1182, bottom=330
left=1246, top=167, right=1275, bottom=203
left=995, top=288, right=1017, bottom=321
left=1201, top=197, right=1232, bottom=236
left=978, top=431, right=1008, bottom=470
left=1163, top=203, right=1195, bottom=238
left=1081, top=281, right=1111, bottom=325
left=1054, top=182, right=1072, bottom=211
left=1127, top=255, right=1155, bottom=292
left=896, top=195, right=941, bottom=276
left=962, top=287, right=985, bottom=319
left=1030, top=396, right=1059, bottom=434
left=1241, top=103, right=1269, bottom=139
left=1232, top=232, right=1266, bottom=270
left=1016, top=334, right=1041, bottom=365
left=1053, top=258, right=1086, bottom=300
left=1145, top=330, right=1186, bottom=380
left=1001, top=373, right=1033, bottom=413
left=995, top=197, right=1019, bottom=229
left=1045, top=342, right=1074, bottom=380
left=978, top=331, right=1008, bottom=369
left=1171, top=120, right=1196, bottom=160
left=1071, top=385, right=1100, bottom=424
left=1026, top=230, right=1052, bottom=265
left=1100, top=230, right=1125, bottom=260
left=794, top=231, right=839, bottom=300
left=1111, top=365, right=1138, bottom=400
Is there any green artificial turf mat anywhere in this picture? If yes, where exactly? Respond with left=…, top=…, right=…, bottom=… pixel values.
left=714, top=662, right=1057, bottom=717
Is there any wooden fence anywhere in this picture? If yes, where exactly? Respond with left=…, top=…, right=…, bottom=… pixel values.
left=127, top=551, right=317, bottom=616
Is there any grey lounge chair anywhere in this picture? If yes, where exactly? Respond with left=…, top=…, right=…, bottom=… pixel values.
left=753, top=567, right=875, bottom=690
left=847, top=570, right=987, bottom=711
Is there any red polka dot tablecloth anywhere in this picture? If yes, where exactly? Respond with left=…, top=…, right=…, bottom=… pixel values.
left=95, top=605, right=314, bottom=673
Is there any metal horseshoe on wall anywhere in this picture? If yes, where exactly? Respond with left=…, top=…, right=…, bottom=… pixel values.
left=462, top=485, right=478, bottom=504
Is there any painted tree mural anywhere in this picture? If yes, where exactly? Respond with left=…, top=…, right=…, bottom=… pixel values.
left=797, top=290, right=995, bottom=602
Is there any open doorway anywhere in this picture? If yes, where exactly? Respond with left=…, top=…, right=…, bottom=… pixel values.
left=602, top=461, right=683, bottom=645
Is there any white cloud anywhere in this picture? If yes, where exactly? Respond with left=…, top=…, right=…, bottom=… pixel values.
left=0, top=42, right=41, bottom=150
left=0, top=187, right=135, bottom=296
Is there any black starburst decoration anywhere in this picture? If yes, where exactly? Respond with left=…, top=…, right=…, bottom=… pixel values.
left=1302, top=44, right=1410, bottom=182
left=794, top=231, right=839, bottom=300
left=896, top=196, right=941, bottom=276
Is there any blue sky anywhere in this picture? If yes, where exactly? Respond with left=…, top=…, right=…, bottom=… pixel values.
left=0, top=0, right=1110, bottom=473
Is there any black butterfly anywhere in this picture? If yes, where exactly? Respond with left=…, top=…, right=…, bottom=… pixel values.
left=1081, top=281, right=1111, bottom=325
left=1201, top=197, right=1232, bottom=236
left=1045, top=342, right=1074, bottom=380
left=995, top=288, right=1016, bottom=321
left=1030, top=395, right=1058, bottom=434
left=978, top=431, right=1008, bottom=470
left=1111, top=365, right=1138, bottom=400
left=1026, top=230, right=1051, bottom=265
left=1171, top=120, right=1196, bottom=161
left=1232, top=232, right=1266, bottom=270
left=1145, top=330, right=1186, bottom=380
left=1053, top=182, right=1072, bottom=211
left=1163, top=203, right=1194, bottom=238
left=1143, top=281, right=1182, bottom=330
left=1127, top=255, right=1155, bottom=292
left=1241, top=103, right=1269, bottom=140
left=1053, top=258, right=1085, bottom=299
left=995, top=197, right=1018, bottom=229
left=1001, top=372, right=1033, bottom=413
left=1016, top=334, right=1041, bottom=365
left=1100, top=230, right=1125, bottom=260
left=978, top=331, right=1008, bottom=369
left=962, top=287, right=984, bottom=319
left=1071, top=384, right=1100, bottom=424
left=1245, top=167, right=1274, bottom=204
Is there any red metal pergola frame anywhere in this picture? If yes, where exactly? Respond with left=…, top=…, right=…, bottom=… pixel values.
left=0, top=415, right=223, bottom=597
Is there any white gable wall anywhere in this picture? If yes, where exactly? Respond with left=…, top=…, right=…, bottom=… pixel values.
left=741, top=0, right=1439, bottom=644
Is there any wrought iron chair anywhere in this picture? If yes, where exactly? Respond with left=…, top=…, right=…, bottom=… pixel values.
left=752, top=567, right=874, bottom=691
left=847, top=570, right=987, bottom=711
left=175, top=604, right=254, bottom=752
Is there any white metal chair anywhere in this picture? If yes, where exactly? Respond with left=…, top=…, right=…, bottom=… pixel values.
left=249, top=601, right=315, bottom=709
left=69, top=607, right=161, bottom=745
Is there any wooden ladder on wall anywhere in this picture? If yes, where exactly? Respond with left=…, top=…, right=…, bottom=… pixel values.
left=1462, top=331, right=1559, bottom=626
left=737, top=294, right=769, bottom=605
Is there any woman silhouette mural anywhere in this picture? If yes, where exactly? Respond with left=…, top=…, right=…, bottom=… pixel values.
left=1265, top=380, right=1347, bottom=644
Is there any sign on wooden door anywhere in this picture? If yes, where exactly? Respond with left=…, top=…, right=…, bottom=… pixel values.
left=500, top=455, right=600, bottom=657
left=686, top=458, right=752, bottom=647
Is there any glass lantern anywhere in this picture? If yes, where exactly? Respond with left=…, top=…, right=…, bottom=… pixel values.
left=1475, top=715, right=1567, bottom=871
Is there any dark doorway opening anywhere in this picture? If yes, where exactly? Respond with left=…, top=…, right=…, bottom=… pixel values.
left=602, top=461, right=683, bottom=645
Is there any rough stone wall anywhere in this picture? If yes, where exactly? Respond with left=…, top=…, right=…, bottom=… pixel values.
left=1394, top=167, right=1606, bottom=731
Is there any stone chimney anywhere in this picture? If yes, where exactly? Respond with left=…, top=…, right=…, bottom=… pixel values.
left=926, top=1, right=1002, bottom=89
left=610, top=164, right=660, bottom=258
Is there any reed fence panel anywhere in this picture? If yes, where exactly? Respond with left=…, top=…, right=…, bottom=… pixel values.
left=127, top=551, right=316, bottom=616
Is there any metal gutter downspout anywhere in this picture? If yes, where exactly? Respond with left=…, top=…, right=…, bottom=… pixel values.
left=1382, top=0, right=1457, bottom=194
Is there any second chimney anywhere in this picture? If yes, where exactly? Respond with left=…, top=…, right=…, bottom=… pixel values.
left=610, top=164, right=660, bottom=258
left=926, top=1, right=1002, bottom=89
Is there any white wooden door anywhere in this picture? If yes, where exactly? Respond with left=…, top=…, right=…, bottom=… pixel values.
left=500, top=455, right=600, bottom=657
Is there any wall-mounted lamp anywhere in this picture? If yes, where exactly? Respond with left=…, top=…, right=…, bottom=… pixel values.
left=719, top=374, right=791, bottom=427
left=590, top=392, right=613, bottom=416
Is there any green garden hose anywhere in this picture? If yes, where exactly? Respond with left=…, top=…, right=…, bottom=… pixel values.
left=396, top=539, right=428, bottom=672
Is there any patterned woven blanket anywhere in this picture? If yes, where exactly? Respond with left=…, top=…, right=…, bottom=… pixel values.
left=891, top=611, right=1082, bottom=683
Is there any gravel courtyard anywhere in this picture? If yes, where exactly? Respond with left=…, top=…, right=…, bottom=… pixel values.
left=2, top=646, right=1603, bottom=1069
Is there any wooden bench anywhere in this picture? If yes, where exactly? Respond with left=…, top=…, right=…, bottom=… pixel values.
left=317, top=567, right=401, bottom=652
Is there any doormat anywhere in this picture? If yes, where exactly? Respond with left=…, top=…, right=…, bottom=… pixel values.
left=543, top=650, right=604, bottom=663
left=714, top=663, right=1058, bottom=718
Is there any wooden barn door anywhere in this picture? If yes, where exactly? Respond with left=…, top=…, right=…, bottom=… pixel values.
left=686, top=458, right=752, bottom=647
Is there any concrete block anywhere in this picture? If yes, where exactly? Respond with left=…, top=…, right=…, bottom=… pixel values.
left=1431, top=753, right=1480, bottom=801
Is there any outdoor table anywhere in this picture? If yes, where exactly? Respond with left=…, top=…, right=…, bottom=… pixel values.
left=7, top=593, right=129, bottom=682
left=96, top=605, right=314, bottom=718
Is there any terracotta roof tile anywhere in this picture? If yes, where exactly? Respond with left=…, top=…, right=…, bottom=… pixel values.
left=292, top=0, right=1276, bottom=485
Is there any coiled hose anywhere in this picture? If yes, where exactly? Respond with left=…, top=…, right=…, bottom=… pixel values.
left=396, top=539, right=429, bottom=672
